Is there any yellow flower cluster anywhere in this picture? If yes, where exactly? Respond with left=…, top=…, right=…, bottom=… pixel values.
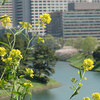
left=83, top=58, right=94, bottom=71
left=1, top=48, right=23, bottom=65
left=10, top=49, right=23, bottom=59
left=37, top=36, right=45, bottom=43
left=25, top=68, right=34, bottom=78
left=19, top=22, right=32, bottom=29
left=82, top=97, right=90, bottom=100
left=24, top=82, right=33, bottom=87
left=82, top=92, right=100, bottom=100
left=0, top=47, right=6, bottom=57
left=91, top=92, right=100, bottom=100
left=2, top=57, right=12, bottom=65
left=40, top=13, right=51, bottom=28
left=0, top=14, right=11, bottom=28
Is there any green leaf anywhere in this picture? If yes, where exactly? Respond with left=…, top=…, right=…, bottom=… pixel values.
left=12, top=91, right=22, bottom=96
left=71, top=78, right=76, bottom=83
left=79, top=70, right=83, bottom=79
left=21, top=32, right=29, bottom=41
left=0, top=42, right=10, bottom=49
left=70, top=87, right=81, bottom=99
left=15, top=28, right=24, bottom=35
left=19, top=75, right=25, bottom=78
left=1, top=0, right=6, bottom=5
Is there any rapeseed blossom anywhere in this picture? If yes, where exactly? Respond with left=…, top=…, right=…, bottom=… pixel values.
left=84, top=77, right=87, bottom=80
left=0, top=14, right=11, bottom=28
left=19, top=22, right=32, bottom=29
left=37, top=36, right=45, bottom=43
left=40, top=13, right=51, bottom=28
left=0, top=47, right=7, bottom=57
left=1, top=48, right=23, bottom=65
left=25, top=68, right=34, bottom=78
left=10, top=49, right=23, bottom=59
left=83, top=58, right=94, bottom=71
left=78, top=82, right=83, bottom=87
left=2, top=57, right=12, bottom=65
left=24, top=82, right=33, bottom=87
left=82, top=97, right=90, bottom=100
left=91, top=92, right=100, bottom=100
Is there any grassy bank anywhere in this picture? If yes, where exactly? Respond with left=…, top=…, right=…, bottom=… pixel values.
left=31, top=78, right=61, bottom=93
left=0, top=78, right=61, bottom=100
left=67, top=53, right=100, bottom=71
left=67, top=53, right=86, bottom=69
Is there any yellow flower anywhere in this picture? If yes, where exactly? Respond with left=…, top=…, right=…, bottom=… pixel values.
left=0, top=47, right=6, bottom=57
left=82, top=97, right=90, bottom=100
left=78, top=70, right=80, bottom=74
left=91, top=92, right=100, bottom=100
left=83, top=58, right=94, bottom=71
left=7, top=57, right=12, bottom=61
left=19, top=22, right=32, bottom=29
left=0, top=14, right=11, bottom=28
left=84, top=77, right=87, bottom=80
left=37, top=36, right=45, bottom=43
left=78, top=82, right=82, bottom=87
left=43, top=25, right=46, bottom=28
left=36, top=21, right=39, bottom=26
left=40, top=13, right=51, bottom=28
left=30, top=74, right=34, bottom=78
left=7, top=32, right=11, bottom=39
left=10, top=49, right=23, bottom=59
left=24, top=83, right=33, bottom=87
left=25, top=68, right=34, bottom=78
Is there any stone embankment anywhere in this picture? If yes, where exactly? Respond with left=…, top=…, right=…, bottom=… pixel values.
left=55, top=46, right=78, bottom=60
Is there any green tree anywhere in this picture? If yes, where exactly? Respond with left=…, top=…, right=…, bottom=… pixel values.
left=93, top=46, right=100, bottom=61
left=64, top=38, right=76, bottom=47
left=58, top=37, right=65, bottom=48
left=81, top=36, right=98, bottom=54
left=73, top=37, right=83, bottom=49
left=31, top=43, right=57, bottom=83
left=44, top=34, right=59, bottom=50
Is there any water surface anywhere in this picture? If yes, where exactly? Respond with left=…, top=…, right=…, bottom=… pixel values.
left=26, top=61, right=100, bottom=100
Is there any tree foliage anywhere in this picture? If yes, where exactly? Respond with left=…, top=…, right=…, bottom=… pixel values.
left=81, top=36, right=98, bottom=54
left=64, top=38, right=76, bottom=47
left=93, top=46, right=100, bottom=61
left=44, top=34, right=59, bottom=50
left=31, top=43, right=57, bottom=83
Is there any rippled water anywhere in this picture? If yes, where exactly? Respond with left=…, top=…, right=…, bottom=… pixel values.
left=15, top=61, right=100, bottom=100
left=25, top=61, right=100, bottom=100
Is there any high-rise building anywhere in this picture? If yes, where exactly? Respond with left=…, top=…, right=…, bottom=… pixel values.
left=0, top=0, right=68, bottom=35
left=46, top=2, right=100, bottom=40
left=30, top=0, right=68, bottom=35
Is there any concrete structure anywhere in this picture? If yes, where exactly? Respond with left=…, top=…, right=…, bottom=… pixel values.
left=68, top=0, right=100, bottom=2
left=30, top=0, right=68, bottom=35
left=63, top=10, right=100, bottom=40
left=46, top=3, right=100, bottom=40
left=1, top=0, right=100, bottom=37
left=46, top=11, right=63, bottom=37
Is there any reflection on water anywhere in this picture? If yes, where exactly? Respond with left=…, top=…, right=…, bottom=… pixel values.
left=32, top=91, right=55, bottom=100
left=26, top=61, right=100, bottom=100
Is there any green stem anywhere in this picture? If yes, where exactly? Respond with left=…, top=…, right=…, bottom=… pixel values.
left=11, top=34, right=16, bottom=50
left=26, top=26, right=40, bottom=50
left=70, top=70, right=85, bottom=99
left=0, top=67, right=6, bottom=80
left=7, top=38, right=11, bottom=49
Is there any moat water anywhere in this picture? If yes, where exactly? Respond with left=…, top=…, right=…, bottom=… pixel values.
left=25, top=61, right=100, bottom=100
